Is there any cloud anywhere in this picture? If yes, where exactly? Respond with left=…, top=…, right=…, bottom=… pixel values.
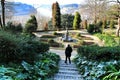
left=14, top=0, right=84, bottom=5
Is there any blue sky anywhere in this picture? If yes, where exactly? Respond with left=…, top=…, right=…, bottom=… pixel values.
left=14, top=0, right=84, bottom=5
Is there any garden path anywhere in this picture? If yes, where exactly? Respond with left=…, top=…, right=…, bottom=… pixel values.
left=49, top=49, right=83, bottom=80
left=35, top=30, right=104, bottom=79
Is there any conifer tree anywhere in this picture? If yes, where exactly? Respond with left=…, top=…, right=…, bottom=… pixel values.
left=52, top=2, right=61, bottom=30
left=73, top=12, right=81, bottom=30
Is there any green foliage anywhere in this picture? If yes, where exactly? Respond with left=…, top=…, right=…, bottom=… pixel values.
left=87, top=24, right=94, bottom=33
left=73, top=55, right=120, bottom=80
left=40, top=35, right=56, bottom=38
left=0, top=30, right=49, bottom=62
left=52, top=2, right=61, bottom=30
left=95, top=33, right=120, bottom=46
left=110, top=20, right=115, bottom=29
left=23, top=15, right=38, bottom=34
left=17, top=39, right=49, bottom=62
left=103, top=64, right=120, bottom=80
left=61, top=14, right=74, bottom=29
left=53, top=32, right=63, bottom=36
left=48, top=39, right=54, bottom=43
left=95, top=20, right=103, bottom=33
left=76, top=33, right=81, bottom=37
left=77, top=45, right=120, bottom=61
left=6, top=21, right=23, bottom=33
left=73, top=12, right=81, bottom=29
left=53, top=31, right=57, bottom=35
left=48, top=19, right=53, bottom=30
left=0, top=52, right=60, bottom=80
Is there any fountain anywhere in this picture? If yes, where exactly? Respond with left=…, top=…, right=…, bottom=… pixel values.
left=61, top=27, right=73, bottom=42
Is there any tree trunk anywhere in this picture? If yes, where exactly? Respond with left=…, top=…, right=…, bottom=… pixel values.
left=0, top=15, right=3, bottom=28
left=1, top=0, right=5, bottom=28
left=116, top=0, right=120, bottom=37
left=116, top=18, right=120, bottom=37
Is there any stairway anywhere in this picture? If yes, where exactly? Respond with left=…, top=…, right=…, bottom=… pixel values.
left=53, top=60, right=83, bottom=80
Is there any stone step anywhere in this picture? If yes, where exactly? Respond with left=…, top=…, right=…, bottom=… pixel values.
left=55, top=72, right=79, bottom=75
left=54, top=74, right=83, bottom=80
left=58, top=70, right=79, bottom=73
left=53, top=60, right=83, bottom=80
left=59, top=67, right=78, bottom=71
left=59, top=64, right=76, bottom=68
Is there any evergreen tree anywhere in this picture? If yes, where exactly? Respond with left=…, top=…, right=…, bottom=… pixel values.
left=23, top=15, right=38, bottom=34
left=52, top=2, right=61, bottom=30
left=73, top=12, right=81, bottom=30
left=61, top=14, right=74, bottom=29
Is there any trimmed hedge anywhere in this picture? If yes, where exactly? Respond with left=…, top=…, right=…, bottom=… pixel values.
left=77, top=45, right=120, bottom=61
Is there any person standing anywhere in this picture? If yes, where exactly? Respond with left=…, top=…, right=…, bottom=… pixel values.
left=65, top=44, right=73, bottom=64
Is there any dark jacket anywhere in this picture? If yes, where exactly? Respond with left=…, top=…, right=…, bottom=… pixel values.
left=65, top=46, right=72, bottom=57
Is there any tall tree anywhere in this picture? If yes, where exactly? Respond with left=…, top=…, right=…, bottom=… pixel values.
left=52, top=2, right=61, bottom=30
left=23, top=15, right=38, bottom=34
left=61, top=14, right=74, bottom=29
left=73, top=12, right=81, bottom=30
left=83, top=0, right=108, bottom=23
left=108, top=0, right=120, bottom=36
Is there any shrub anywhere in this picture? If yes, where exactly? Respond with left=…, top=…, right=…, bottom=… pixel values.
left=87, top=24, right=94, bottom=33
left=95, top=33, right=119, bottom=47
left=77, top=45, right=120, bottom=61
left=17, top=39, right=49, bottom=62
left=110, top=20, right=115, bottom=29
left=53, top=32, right=57, bottom=35
left=0, top=30, right=49, bottom=62
left=73, top=55, right=120, bottom=80
left=23, top=15, right=38, bottom=34
left=75, top=33, right=81, bottom=38
left=40, top=35, right=56, bottom=38
left=95, top=20, right=103, bottom=33
left=6, top=21, right=23, bottom=33
left=0, top=52, right=60, bottom=80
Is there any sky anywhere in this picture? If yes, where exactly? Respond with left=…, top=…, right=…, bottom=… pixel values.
left=13, top=0, right=84, bottom=5
left=12, top=0, right=85, bottom=17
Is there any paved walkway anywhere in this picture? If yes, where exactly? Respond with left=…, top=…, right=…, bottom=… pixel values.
left=35, top=30, right=104, bottom=80
left=49, top=49, right=83, bottom=80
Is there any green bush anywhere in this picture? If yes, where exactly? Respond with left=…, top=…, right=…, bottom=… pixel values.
left=95, top=20, right=103, bottom=33
left=0, top=30, right=49, bottom=62
left=17, top=39, right=49, bottom=62
left=110, top=20, right=115, bottom=29
left=75, top=33, right=81, bottom=38
left=40, top=35, right=56, bottom=38
left=53, top=32, right=57, bottom=35
left=23, top=15, right=37, bottom=34
left=95, top=33, right=119, bottom=47
left=87, top=24, right=94, bottom=33
left=0, top=52, right=60, bottom=80
left=6, top=22, right=23, bottom=33
left=77, top=45, right=120, bottom=61
left=73, top=55, right=120, bottom=80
